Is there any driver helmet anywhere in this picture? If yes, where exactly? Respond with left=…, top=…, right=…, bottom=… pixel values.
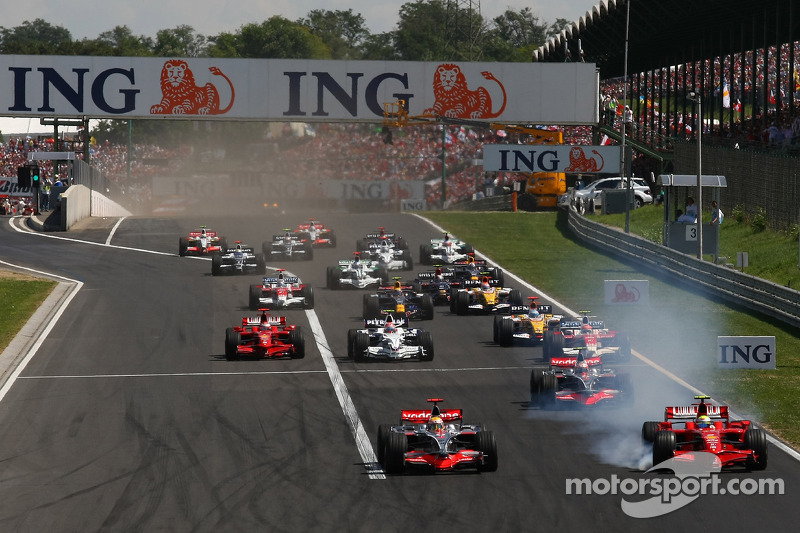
left=428, top=416, right=444, bottom=433
left=435, top=267, right=444, bottom=281
left=481, top=277, right=491, bottom=291
left=309, top=220, right=316, bottom=228
left=384, top=316, right=396, bottom=333
left=467, top=255, right=475, bottom=264
left=200, top=228, right=206, bottom=236
left=285, top=231, right=292, bottom=239
left=528, top=303, right=540, bottom=318
left=444, top=232, right=450, bottom=242
left=575, top=360, right=589, bottom=375
left=696, top=415, right=713, bottom=429
left=393, top=280, right=403, bottom=293
left=353, top=253, right=360, bottom=264
left=277, top=272, right=285, bottom=286
left=235, top=243, right=242, bottom=251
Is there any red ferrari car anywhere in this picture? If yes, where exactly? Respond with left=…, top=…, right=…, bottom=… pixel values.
left=377, top=398, right=497, bottom=474
left=224, top=310, right=305, bottom=360
left=642, top=395, right=767, bottom=470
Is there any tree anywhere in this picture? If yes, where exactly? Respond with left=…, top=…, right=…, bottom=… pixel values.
left=80, top=26, right=154, bottom=56
left=301, top=9, right=370, bottom=59
left=395, top=1, right=449, bottom=61
left=153, top=25, right=207, bottom=58
left=0, top=19, right=73, bottom=54
left=360, top=32, right=399, bottom=61
left=482, top=8, right=547, bottom=62
left=547, top=18, right=572, bottom=40
left=235, top=17, right=329, bottom=59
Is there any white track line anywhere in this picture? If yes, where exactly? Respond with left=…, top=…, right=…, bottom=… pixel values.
left=306, top=309, right=385, bottom=479
left=411, top=213, right=800, bottom=462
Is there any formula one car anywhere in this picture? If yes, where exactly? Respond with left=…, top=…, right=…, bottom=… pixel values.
left=376, top=398, right=497, bottom=474
left=356, top=227, right=408, bottom=252
left=542, top=311, right=631, bottom=362
left=249, top=269, right=314, bottom=310
left=224, top=309, right=305, bottom=360
left=211, top=242, right=266, bottom=276
left=449, top=277, right=523, bottom=315
left=327, top=253, right=389, bottom=289
left=448, top=256, right=506, bottom=286
left=347, top=315, right=434, bottom=362
left=363, top=279, right=434, bottom=320
left=294, top=219, right=336, bottom=247
left=529, top=350, right=633, bottom=409
left=361, top=238, right=413, bottom=271
left=493, top=298, right=554, bottom=346
left=179, top=226, right=227, bottom=256
left=419, top=232, right=474, bottom=265
left=414, top=267, right=459, bottom=305
left=263, top=230, right=313, bottom=261
left=641, top=395, right=767, bottom=470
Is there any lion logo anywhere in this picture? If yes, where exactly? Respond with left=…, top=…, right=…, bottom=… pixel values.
left=150, top=60, right=235, bottom=116
left=423, top=64, right=507, bottom=119
left=564, top=147, right=605, bottom=172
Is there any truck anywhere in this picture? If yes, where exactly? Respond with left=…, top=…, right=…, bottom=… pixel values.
left=498, top=126, right=566, bottom=211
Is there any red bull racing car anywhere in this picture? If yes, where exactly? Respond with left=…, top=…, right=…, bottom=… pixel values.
left=377, top=398, right=497, bottom=474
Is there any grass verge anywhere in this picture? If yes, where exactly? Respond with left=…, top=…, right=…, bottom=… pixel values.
left=0, top=272, right=56, bottom=351
left=421, top=209, right=800, bottom=449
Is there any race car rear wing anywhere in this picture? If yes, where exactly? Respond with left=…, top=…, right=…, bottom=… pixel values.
left=189, top=230, right=217, bottom=237
left=550, top=356, right=603, bottom=369
left=665, top=404, right=729, bottom=420
left=416, top=271, right=456, bottom=279
left=561, top=319, right=605, bottom=329
left=243, top=316, right=286, bottom=326
left=461, top=278, right=502, bottom=287
left=401, top=409, right=463, bottom=423
left=262, top=276, right=299, bottom=285
left=366, top=232, right=397, bottom=239
left=364, top=317, right=407, bottom=328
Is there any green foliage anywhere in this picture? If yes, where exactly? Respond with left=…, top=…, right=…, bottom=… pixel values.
left=750, top=206, right=767, bottom=233
left=0, top=277, right=55, bottom=351
left=731, top=203, right=745, bottom=223
left=787, top=224, right=799, bottom=241
left=300, top=9, right=370, bottom=60
left=0, top=18, right=73, bottom=54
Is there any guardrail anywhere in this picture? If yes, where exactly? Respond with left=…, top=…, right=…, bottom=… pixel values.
left=566, top=208, right=800, bottom=330
left=448, top=194, right=512, bottom=211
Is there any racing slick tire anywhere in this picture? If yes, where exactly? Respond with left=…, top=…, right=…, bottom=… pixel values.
left=256, top=253, right=266, bottom=273
left=327, top=267, right=341, bottom=289
left=327, top=231, right=336, bottom=247
left=449, top=289, right=458, bottom=314
left=616, top=334, right=632, bottom=361
left=652, top=431, right=676, bottom=467
left=475, top=430, right=498, bottom=472
left=401, top=249, right=413, bottom=270
left=463, top=243, right=474, bottom=254
left=302, top=241, right=314, bottom=261
left=384, top=432, right=407, bottom=474
left=641, top=421, right=660, bottom=444
left=744, top=428, right=768, bottom=470
left=529, top=368, right=545, bottom=404
left=218, top=238, right=228, bottom=252
left=224, top=328, right=240, bottom=361
left=419, top=244, right=432, bottom=265
left=456, top=291, right=470, bottom=316
left=347, top=329, right=358, bottom=358
left=302, top=285, right=314, bottom=309
left=289, top=327, right=306, bottom=359
left=418, top=331, right=434, bottom=361
left=396, top=237, right=408, bottom=250
left=179, top=237, right=189, bottom=256
left=549, top=333, right=564, bottom=358
left=353, top=332, right=370, bottom=363
left=211, top=254, right=223, bottom=276
left=420, top=294, right=434, bottom=320
left=249, top=285, right=262, bottom=310
left=540, top=373, right=557, bottom=409
left=490, top=268, right=505, bottom=287
left=498, top=317, right=514, bottom=346
left=616, top=373, right=634, bottom=405
left=508, top=289, right=523, bottom=307
left=376, top=424, right=392, bottom=466
left=364, top=295, right=381, bottom=320
left=493, top=315, right=501, bottom=344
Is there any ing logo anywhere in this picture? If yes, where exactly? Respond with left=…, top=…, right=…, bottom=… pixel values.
left=150, top=59, right=235, bottom=116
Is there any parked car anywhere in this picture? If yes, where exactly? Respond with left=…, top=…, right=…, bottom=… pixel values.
left=568, top=177, right=653, bottom=214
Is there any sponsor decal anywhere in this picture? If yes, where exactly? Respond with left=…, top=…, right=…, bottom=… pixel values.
left=718, top=336, right=776, bottom=369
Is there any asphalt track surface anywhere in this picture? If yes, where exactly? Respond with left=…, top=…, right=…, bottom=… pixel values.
left=0, top=210, right=797, bottom=532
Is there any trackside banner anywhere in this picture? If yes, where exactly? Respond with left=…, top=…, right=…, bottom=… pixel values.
left=0, top=56, right=598, bottom=124
left=717, top=336, right=776, bottom=369
left=483, top=145, right=621, bottom=173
